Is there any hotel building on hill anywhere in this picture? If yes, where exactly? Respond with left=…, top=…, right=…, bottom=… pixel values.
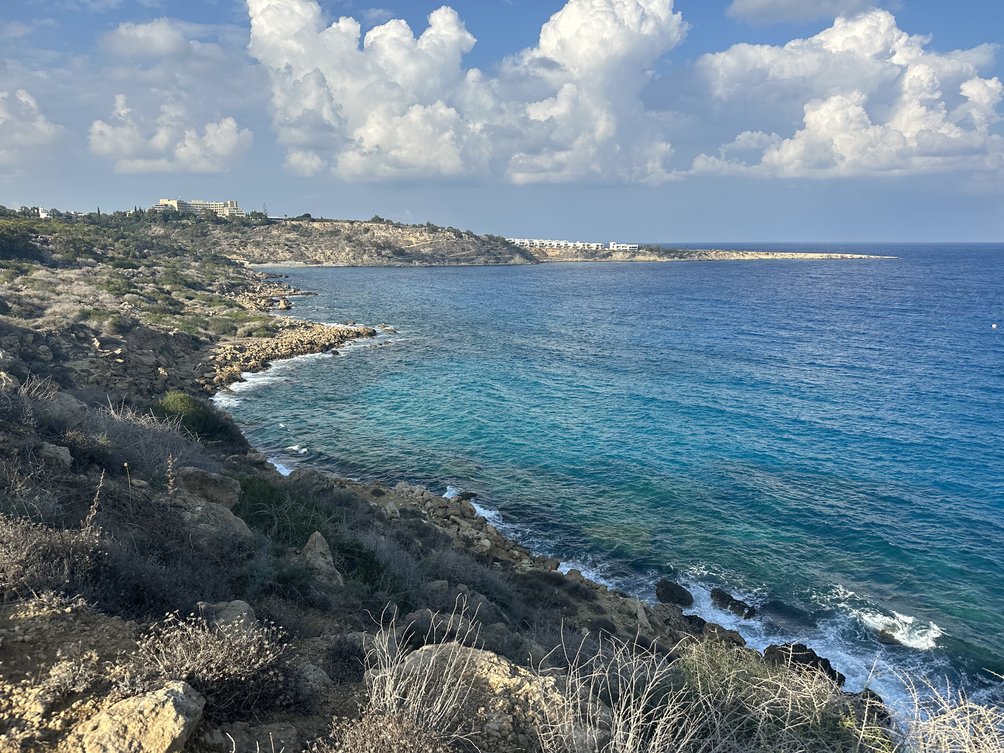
left=151, top=198, right=245, bottom=219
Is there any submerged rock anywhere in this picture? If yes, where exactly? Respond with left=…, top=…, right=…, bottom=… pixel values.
left=655, top=578, right=694, bottom=607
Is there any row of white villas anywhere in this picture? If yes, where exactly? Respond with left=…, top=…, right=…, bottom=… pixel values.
left=508, top=238, right=640, bottom=252
left=151, top=198, right=246, bottom=219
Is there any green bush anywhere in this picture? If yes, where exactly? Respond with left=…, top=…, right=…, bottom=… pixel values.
left=150, top=391, right=245, bottom=446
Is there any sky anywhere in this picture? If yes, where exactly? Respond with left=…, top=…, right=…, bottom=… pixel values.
left=1, top=0, right=1002, bottom=242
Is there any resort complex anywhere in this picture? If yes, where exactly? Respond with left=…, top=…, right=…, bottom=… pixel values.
left=508, top=237, right=641, bottom=252
left=151, top=198, right=246, bottom=219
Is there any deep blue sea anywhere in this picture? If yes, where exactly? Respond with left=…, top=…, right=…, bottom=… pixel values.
left=216, top=244, right=1004, bottom=708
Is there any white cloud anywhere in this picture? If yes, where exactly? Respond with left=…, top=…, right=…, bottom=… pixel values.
left=101, top=18, right=191, bottom=58
left=727, top=0, right=883, bottom=24
left=692, top=10, right=1004, bottom=178
left=247, top=0, right=687, bottom=183
left=0, top=89, right=61, bottom=168
left=89, top=95, right=252, bottom=173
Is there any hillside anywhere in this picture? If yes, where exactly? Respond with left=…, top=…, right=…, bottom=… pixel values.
left=196, top=217, right=538, bottom=267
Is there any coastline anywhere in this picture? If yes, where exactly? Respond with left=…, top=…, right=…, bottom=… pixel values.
left=248, top=250, right=896, bottom=269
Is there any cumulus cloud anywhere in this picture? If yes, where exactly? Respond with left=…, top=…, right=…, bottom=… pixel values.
left=0, top=89, right=61, bottom=168
left=247, top=0, right=687, bottom=183
left=89, top=95, right=252, bottom=173
left=101, top=18, right=191, bottom=58
left=692, top=10, right=1004, bottom=178
left=727, top=0, right=883, bottom=24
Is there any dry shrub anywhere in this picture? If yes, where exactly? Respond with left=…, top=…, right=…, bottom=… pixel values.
left=132, top=613, right=295, bottom=721
left=363, top=600, right=482, bottom=745
left=899, top=677, right=1004, bottom=753
left=0, top=514, right=102, bottom=602
left=314, top=713, right=455, bottom=753
left=539, top=636, right=896, bottom=753
left=79, top=401, right=213, bottom=479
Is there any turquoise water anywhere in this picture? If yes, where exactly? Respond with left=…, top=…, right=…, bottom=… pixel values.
left=217, top=245, right=1004, bottom=706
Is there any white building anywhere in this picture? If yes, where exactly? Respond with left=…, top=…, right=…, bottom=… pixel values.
left=609, top=242, right=640, bottom=252
left=508, top=238, right=607, bottom=251
left=152, top=198, right=246, bottom=219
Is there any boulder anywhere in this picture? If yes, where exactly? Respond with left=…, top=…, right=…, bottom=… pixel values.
left=302, top=531, right=345, bottom=588
left=0, top=370, right=20, bottom=390
left=161, top=491, right=254, bottom=550
left=176, top=467, right=241, bottom=509
left=196, top=600, right=256, bottom=632
left=710, top=587, right=757, bottom=619
left=764, top=643, right=846, bottom=686
left=39, top=442, right=72, bottom=469
left=71, top=681, right=204, bottom=753
left=33, top=391, right=88, bottom=431
left=395, top=643, right=573, bottom=753
left=655, top=578, right=694, bottom=607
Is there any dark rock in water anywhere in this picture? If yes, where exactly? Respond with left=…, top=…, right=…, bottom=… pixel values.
left=704, top=623, right=746, bottom=647
left=710, top=587, right=757, bottom=619
left=656, top=578, right=694, bottom=607
left=456, top=491, right=478, bottom=503
left=760, top=599, right=814, bottom=629
left=764, top=643, right=846, bottom=686
left=876, top=630, right=900, bottom=646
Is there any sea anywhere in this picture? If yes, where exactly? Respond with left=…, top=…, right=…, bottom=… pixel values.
left=214, top=243, right=1004, bottom=710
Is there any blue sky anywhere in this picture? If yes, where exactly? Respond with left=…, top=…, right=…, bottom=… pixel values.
left=1, top=0, right=1002, bottom=242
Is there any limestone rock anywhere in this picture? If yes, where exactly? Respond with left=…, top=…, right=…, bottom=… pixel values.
left=39, top=442, right=72, bottom=469
left=196, top=600, right=256, bottom=632
left=397, top=644, right=571, bottom=753
left=0, top=370, right=21, bottom=390
left=71, top=681, right=204, bottom=753
left=33, top=392, right=88, bottom=431
left=177, top=467, right=241, bottom=509
left=296, top=661, right=334, bottom=698
left=302, top=531, right=345, bottom=588
left=655, top=578, right=694, bottom=607
left=161, top=491, right=254, bottom=550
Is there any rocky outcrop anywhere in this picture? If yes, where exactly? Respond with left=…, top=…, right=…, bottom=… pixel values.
left=38, top=442, right=72, bottom=469
left=177, top=467, right=241, bottom=510
left=710, top=587, right=757, bottom=619
left=160, top=491, right=254, bottom=550
left=397, top=643, right=566, bottom=753
left=301, top=531, right=345, bottom=589
left=32, top=392, right=88, bottom=431
left=211, top=321, right=375, bottom=387
left=70, top=682, right=204, bottom=753
left=655, top=578, right=694, bottom=607
left=764, top=643, right=846, bottom=686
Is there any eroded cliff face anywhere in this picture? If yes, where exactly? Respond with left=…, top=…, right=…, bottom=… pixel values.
left=200, top=220, right=537, bottom=267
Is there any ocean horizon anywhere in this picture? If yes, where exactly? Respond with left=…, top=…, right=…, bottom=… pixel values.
left=215, top=242, right=1004, bottom=711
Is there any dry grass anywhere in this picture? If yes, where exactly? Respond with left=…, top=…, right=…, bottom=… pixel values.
left=898, top=676, right=1004, bottom=753
left=362, top=599, right=483, bottom=745
left=539, top=635, right=897, bottom=753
